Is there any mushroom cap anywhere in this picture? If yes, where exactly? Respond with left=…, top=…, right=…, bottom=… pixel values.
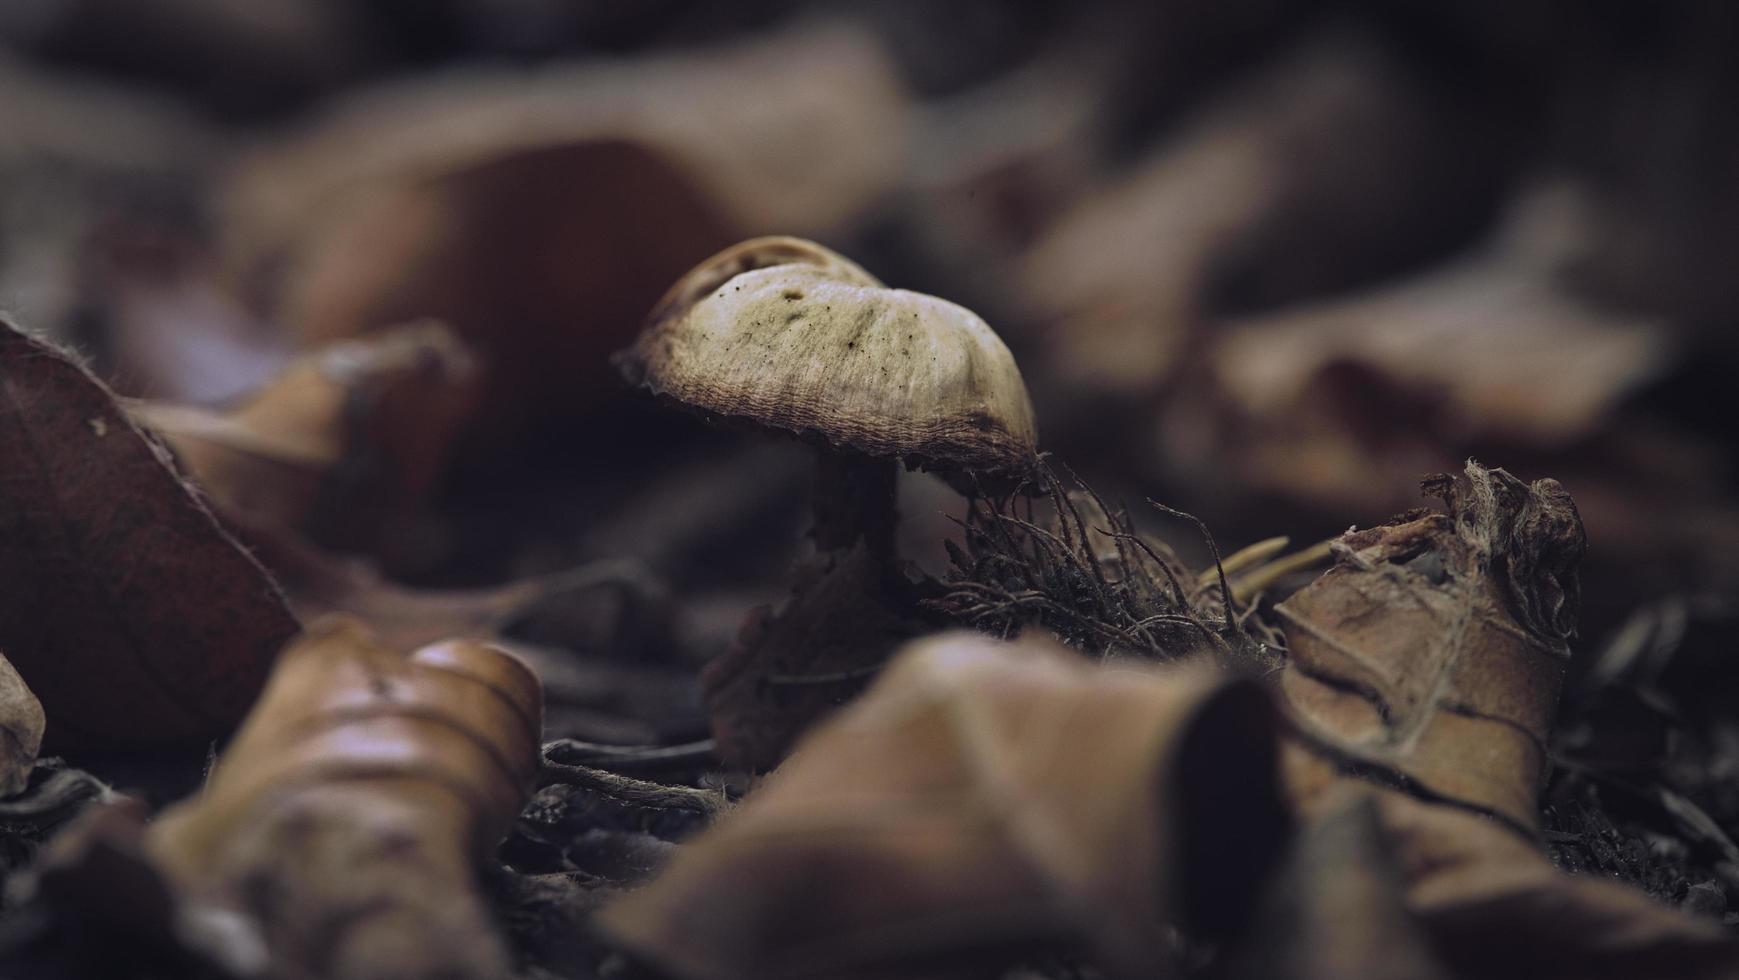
left=617, top=237, right=1039, bottom=476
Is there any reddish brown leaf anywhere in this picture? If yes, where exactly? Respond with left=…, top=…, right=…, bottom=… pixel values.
left=0, top=316, right=297, bottom=750
left=222, top=22, right=906, bottom=436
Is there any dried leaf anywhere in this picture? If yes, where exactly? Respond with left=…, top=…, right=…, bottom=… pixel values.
left=130, top=319, right=480, bottom=552
left=144, top=617, right=544, bottom=980
left=1277, top=460, right=1586, bottom=833
left=227, top=509, right=660, bottom=655
left=0, top=652, right=45, bottom=797
left=1213, top=186, right=1671, bottom=451
left=1374, top=788, right=1739, bottom=980
left=223, top=22, right=906, bottom=433
left=1020, top=30, right=1496, bottom=399
left=0, top=315, right=298, bottom=749
left=1219, top=794, right=1449, bottom=980
left=602, top=631, right=1288, bottom=980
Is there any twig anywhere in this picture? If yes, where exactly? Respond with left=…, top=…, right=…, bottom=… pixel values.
left=542, top=738, right=717, bottom=774
left=539, top=760, right=731, bottom=815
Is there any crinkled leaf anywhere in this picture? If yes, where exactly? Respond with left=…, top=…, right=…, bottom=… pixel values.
left=1278, top=460, right=1585, bottom=831
left=602, top=631, right=1286, bottom=980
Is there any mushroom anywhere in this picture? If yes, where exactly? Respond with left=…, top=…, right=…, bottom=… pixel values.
left=616, top=236, right=1041, bottom=768
left=615, top=235, right=1039, bottom=559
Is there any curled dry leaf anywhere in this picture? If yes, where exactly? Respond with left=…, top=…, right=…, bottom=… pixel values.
left=1267, top=460, right=1735, bottom=976
left=1277, top=460, right=1586, bottom=833
left=144, top=617, right=544, bottom=980
left=223, top=22, right=906, bottom=433
left=129, top=319, right=480, bottom=552
left=0, top=315, right=297, bottom=750
left=0, top=652, right=45, bottom=797
left=601, top=631, right=1288, bottom=980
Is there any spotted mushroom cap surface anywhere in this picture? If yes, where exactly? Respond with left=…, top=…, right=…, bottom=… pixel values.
left=618, top=237, right=1039, bottom=476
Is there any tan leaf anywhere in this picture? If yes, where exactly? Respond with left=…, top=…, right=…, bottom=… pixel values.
left=0, top=652, right=45, bottom=797
left=601, top=631, right=1287, bottom=980
left=1276, top=460, right=1585, bottom=833
left=144, top=617, right=543, bottom=980
left=129, top=319, right=479, bottom=552
left=0, top=315, right=297, bottom=750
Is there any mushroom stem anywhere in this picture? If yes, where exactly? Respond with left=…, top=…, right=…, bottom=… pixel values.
left=811, top=454, right=898, bottom=558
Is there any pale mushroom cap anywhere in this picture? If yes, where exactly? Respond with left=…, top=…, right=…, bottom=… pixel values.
left=619, top=240, right=1038, bottom=475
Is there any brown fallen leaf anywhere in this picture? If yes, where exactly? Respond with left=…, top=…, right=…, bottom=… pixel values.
left=1182, top=184, right=1675, bottom=518
left=143, top=617, right=543, bottom=980
left=601, top=631, right=1288, bottom=980
left=223, top=22, right=906, bottom=435
left=129, top=319, right=480, bottom=553
left=1270, top=461, right=1736, bottom=976
left=1213, top=187, right=1669, bottom=451
left=1277, top=460, right=1586, bottom=834
left=0, top=315, right=297, bottom=750
left=0, top=652, right=46, bottom=797
left=1020, top=29, right=1502, bottom=402
left=1218, top=794, right=1450, bottom=980
left=222, top=508, right=653, bottom=655
left=1375, top=787, right=1739, bottom=980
